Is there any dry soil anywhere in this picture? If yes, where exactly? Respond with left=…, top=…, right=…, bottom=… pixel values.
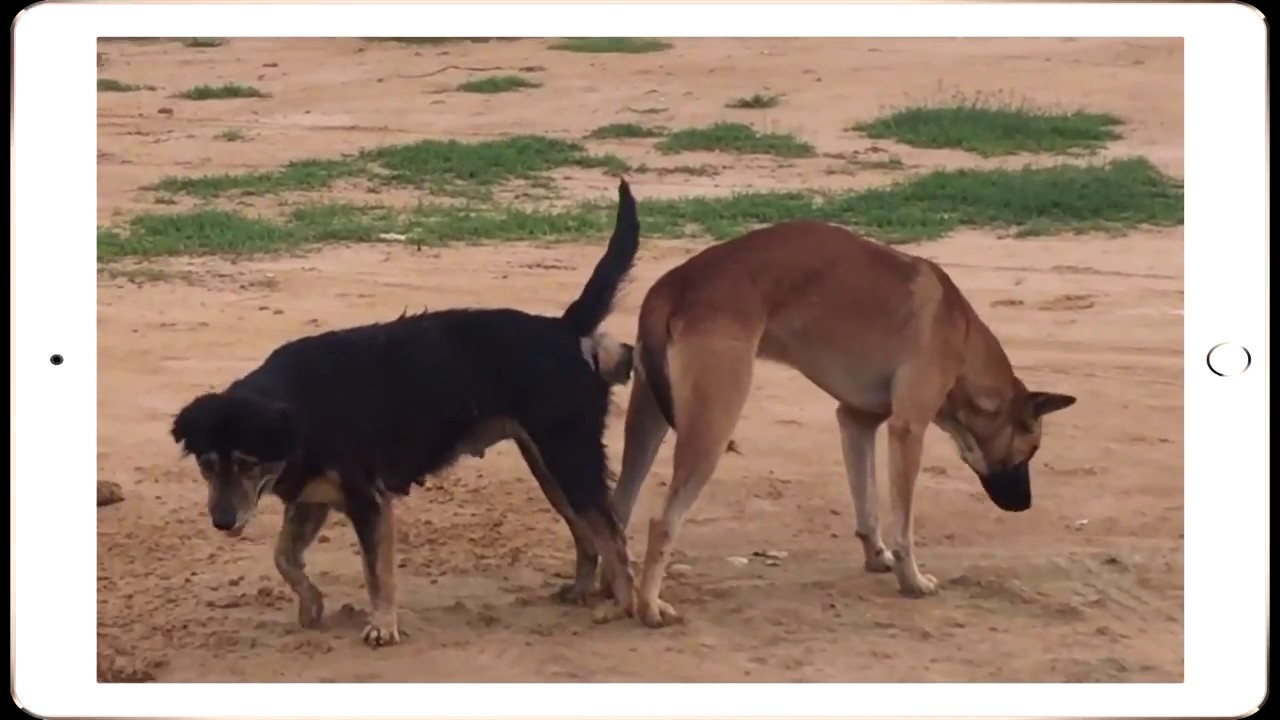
left=97, top=37, right=1183, bottom=683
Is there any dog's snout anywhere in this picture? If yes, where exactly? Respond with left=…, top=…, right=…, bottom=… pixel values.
left=978, top=460, right=1032, bottom=513
left=210, top=509, right=238, bottom=531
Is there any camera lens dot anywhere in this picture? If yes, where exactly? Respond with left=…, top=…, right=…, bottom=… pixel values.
left=50, top=354, right=64, bottom=366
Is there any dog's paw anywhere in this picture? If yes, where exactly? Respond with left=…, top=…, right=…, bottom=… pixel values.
left=297, top=590, right=325, bottom=629
left=361, top=614, right=402, bottom=648
left=553, top=582, right=592, bottom=606
left=638, top=597, right=682, bottom=628
left=590, top=599, right=634, bottom=625
left=898, top=572, right=939, bottom=598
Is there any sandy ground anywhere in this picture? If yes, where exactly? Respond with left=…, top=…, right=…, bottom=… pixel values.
left=96, top=38, right=1184, bottom=683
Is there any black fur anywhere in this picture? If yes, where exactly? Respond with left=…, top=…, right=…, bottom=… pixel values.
left=171, top=178, right=640, bottom=606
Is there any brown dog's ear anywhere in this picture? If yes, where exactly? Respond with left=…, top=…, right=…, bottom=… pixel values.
left=1027, top=391, right=1077, bottom=418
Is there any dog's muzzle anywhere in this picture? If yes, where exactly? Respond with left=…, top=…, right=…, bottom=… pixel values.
left=978, top=460, right=1032, bottom=512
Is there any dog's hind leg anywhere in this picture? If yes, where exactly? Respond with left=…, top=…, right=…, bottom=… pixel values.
left=635, top=334, right=755, bottom=628
left=346, top=488, right=402, bottom=647
left=527, top=428, right=638, bottom=624
left=513, top=436, right=599, bottom=606
left=274, top=502, right=332, bottom=628
left=596, top=373, right=670, bottom=600
left=612, top=374, right=670, bottom=530
left=836, top=405, right=894, bottom=573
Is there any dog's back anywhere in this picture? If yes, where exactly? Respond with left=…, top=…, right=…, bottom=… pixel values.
left=240, top=307, right=601, bottom=488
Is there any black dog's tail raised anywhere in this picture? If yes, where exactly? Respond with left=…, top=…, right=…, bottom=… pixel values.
left=560, top=178, right=640, bottom=337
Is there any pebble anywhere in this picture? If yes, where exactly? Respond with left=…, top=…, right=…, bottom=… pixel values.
left=753, top=549, right=789, bottom=560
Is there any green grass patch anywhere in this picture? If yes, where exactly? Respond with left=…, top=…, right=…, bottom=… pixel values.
left=455, top=74, right=542, bottom=94
left=360, top=135, right=626, bottom=186
left=656, top=122, right=815, bottom=158
left=174, top=83, right=269, bottom=100
left=586, top=123, right=669, bottom=140
left=147, top=135, right=627, bottom=199
left=549, top=38, right=671, bottom=54
left=149, top=159, right=365, bottom=198
left=98, top=78, right=153, bottom=92
left=726, top=93, right=781, bottom=109
left=103, top=158, right=1181, bottom=260
left=851, top=102, right=1124, bottom=157
left=820, top=157, right=1181, bottom=241
left=182, top=38, right=225, bottom=48
left=99, top=210, right=300, bottom=259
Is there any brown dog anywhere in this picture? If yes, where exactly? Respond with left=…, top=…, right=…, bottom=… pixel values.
left=603, top=220, right=1077, bottom=627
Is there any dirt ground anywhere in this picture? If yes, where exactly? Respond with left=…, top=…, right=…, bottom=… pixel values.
left=96, top=38, right=1184, bottom=683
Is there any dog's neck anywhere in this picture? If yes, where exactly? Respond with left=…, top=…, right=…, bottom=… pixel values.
left=943, top=309, right=1019, bottom=423
left=227, top=371, right=279, bottom=399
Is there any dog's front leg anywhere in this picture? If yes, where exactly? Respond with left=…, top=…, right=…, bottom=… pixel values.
left=347, top=491, right=402, bottom=647
left=274, top=502, right=331, bottom=628
left=886, top=417, right=938, bottom=597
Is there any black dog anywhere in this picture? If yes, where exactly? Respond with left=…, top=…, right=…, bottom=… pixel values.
left=170, top=179, right=642, bottom=647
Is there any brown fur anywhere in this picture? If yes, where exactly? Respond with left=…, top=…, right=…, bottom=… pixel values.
left=605, top=221, right=1077, bottom=627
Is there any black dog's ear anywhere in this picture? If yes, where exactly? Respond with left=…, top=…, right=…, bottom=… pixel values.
left=170, top=392, right=217, bottom=452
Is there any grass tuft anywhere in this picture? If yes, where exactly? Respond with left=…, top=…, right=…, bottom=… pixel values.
left=103, top=158, right=1181, bottom=261
left=549, top=38, right=671, bottom=54
left=146, top=135, right=626, bottom=199
left=360, top=135, right=626, bottom=186
left=174, top=83, right=270, bottom=100
left=214, top=129, right=248, bottom=142
left=181, top=38, right=226, bottom=48
left=822, top=157, right=1181, bottom=240
left=586, top=123, right=669, bottom=140
left=149, top=158, right=363, bottom=198
left=656, top=122, right=815, bottom=158
left=851, top=98, right=1124, bottom=157
left=455, top=74, right=542, bottom=94
left=98, top=78, right=153, bottom=93
left=726, top=93, right=781, bottom=109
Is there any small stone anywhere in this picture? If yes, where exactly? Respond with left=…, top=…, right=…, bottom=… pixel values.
left=752, top=549, right=788, bottom=560
left=667, top=563, right=694, bottom=577
left=97, top=480, right=125, bottom=507
left=726, top=556, right=750, bottom=567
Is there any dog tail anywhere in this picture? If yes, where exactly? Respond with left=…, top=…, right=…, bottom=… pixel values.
left=636, top=289, right=678, bottom=429
left=560, top=178, right=640, bottom=338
